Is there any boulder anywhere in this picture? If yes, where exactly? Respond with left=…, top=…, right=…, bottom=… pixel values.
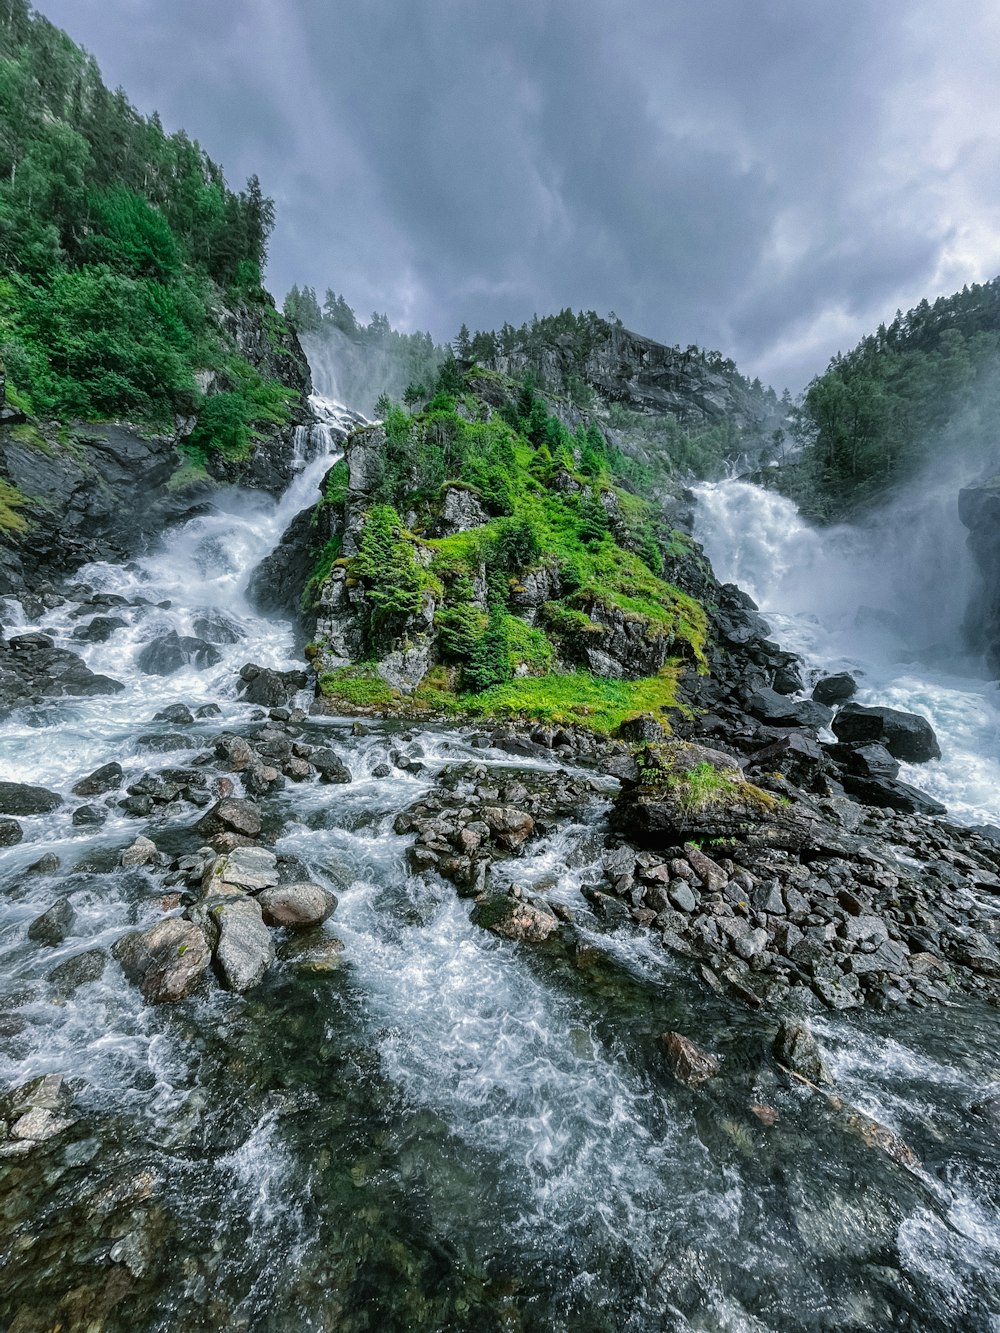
left=72, top=761, right=124, bottom=797
left=137, top=631, right=222, bottom=675
left=71, top=615, right=126, bottom=643
left=746, top=687, right=832, bottom=731
left=745, top=732, right=824, bottom=785
left=196, top=798, right=262, bottom=840
left=48, top=949, right=106, bottom=997
left=211, top=845, right=279, bottom=893
left=258, top=882, right=337, bottom=929
left=310, top=748, right=353, bottom=784
left=431, top=485, right=489, bottom=537
left=831, top=703, right=941, bottom=763
left=112, top=918, right=211, bottom=1003
left=237, top=663, right=308, bottom=708
left=773, top=1021, right=832, bottom=1085
left=840, top=774, right=946, bottom=816
left=660, top=1032, right=720, bottom=1087
left=0, top=781, right=63, bottom=816
left=470, top=895, right=559, bottom=942
left=27, top=897, right=75, bottom=946
left=812, top=672, right=857, bottom=706
left=277, top=929, right=345, bottom=972
left=0, top=818, right=23, bottom=846
left=212, top=896, right=274, bottom=992
left=121, top=835, right=157, bottom=868
left=480, top=806, right=535, bottom=850
left=152, top=703, right=194, bottom=725
left=826, top=742, right=900, bottom=781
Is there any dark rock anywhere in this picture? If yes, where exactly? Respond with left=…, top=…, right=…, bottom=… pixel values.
left=72, top=761, right=124, bottom=797
left=237, top=663, right=308, bottom=708
left=48, top=949, right=106, bottom=996
left=617, top=714, right=665, bottom=744
left=72, top=804, right=107, bottom=827
left=746, top=687, right=833, bottom=730
left=152, top=703, right=195, bottom=725
left=0, top=781, right=62, bottom=816
left=27, top=851, right=59, bottom=872
left=660, top=1031, right=720, bottom=1086
left=773, top=1021, right=832, bottom=1085
left=0, top=818, right=22, bottom=846
left=840, top=774, right=947, bottom=816
left=196, top=798, right=262, bottom=840
left=195, top=702, right=223, bottom=718
left=827, top=742, right=900, bottom=781
left=813, top=672, right=857, bottom=706
left=191, top=610, right=244, bottom=644
left=137, top=631, right=222, bottom=676
left=27, top=897, right=75, bottom=946
left=277, top=928, right=345, bottom=971
left=71, top=615, right=126, bottom=643
left=746, top=732, right=824, bottom=785
left=310, top=748, right=353, bottom=783
left=112, top=918, right=211, bottom=1004
left=831, top=703, right=941, bottom=763
left=470, top=894, right=559, bottom=942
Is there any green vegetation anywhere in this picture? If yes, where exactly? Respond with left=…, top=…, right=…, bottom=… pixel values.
left=317, top=664, right=397, bottom=707
left=0, top=478, right=28, bottom=532
left=461, top=670, right=682, bottom=733
left=0, top=2, right=296, bottom=449
left=638, top=750, right=779, bottom=813
left=783, top=277, right=1000, bottom=518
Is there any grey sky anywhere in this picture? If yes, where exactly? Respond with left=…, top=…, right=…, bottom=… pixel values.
left=35, top=0, right=1000, bottom=391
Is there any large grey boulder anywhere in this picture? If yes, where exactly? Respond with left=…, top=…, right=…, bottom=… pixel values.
left=112, top=918, right=211, bottom=1004
left=258, top=882, right=337, bottom=929
left=0, top=781, right=62, bottom=816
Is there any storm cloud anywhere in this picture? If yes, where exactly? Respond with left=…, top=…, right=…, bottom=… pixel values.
left=35, top=0, right=1000, bottom=390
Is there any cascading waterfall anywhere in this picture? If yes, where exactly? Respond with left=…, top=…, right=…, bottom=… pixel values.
left=0, top=398, right=999, bottom=1330
left=694, top=479, right=1000, bottom=826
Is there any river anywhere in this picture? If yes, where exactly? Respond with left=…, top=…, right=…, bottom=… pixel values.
left=0, top=415, right=998, bottom=1330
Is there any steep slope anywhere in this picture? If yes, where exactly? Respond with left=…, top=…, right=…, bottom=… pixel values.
left=0, top=1, right=312, bottom=592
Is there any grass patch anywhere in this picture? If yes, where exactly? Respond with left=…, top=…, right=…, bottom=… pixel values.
left=318, top=663, right=397, bottom=707
left=460, top=668, right=681, bottom=733
left=0, top=479, right=29, bottom=533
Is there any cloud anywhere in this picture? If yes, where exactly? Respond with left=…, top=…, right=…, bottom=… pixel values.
left=35, top=0, right=1000, bottom=391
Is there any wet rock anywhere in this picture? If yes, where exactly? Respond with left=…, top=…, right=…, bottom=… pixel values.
left=481, top=806, right=535, bottom=850
left=27, top=851, right=59, bottom=872
left=152, top=702, right=194, bottom=725
left=72, top=760, right=125, bottom=797
left=745, top=732, right=825, bottom=786
left=470, top=894, right=559, bottom=942
left=137, top=630, right=222, bottom=675
left=258, top=882, right=337, bottom=929
left=121, top=835, right=157, bottom=868
left=214, top=733, right=256, bottom=771
left=27, top=897, right=75, bottom=946
left=812, top=673, right=857, bottom=706
left=617, top=714, right=665, bottom=744
left=192, top=609, right=244, bottom=644
left=195, top=702, right=223, bottom=718
left=831, top=703, right=941, bottom=763
left=48, top=948, right=107, bottom=996
left=970, top=1095, right=1000, bottom=1128
left=71, top=614, right=126, bottom=642
left=660, top=1031, right=720, bottom=1086
left=0, top=780, right=62, bottom=816
left=210, top=845, right=279, bottom=893
left=773, top=1021, right=833, bottom=1085
left=237, top=663, right=308, bottom=708
left=212, top=896, right=274, bottom=992
left=112, top=918, right=211, bottom=1003
left=841, top=774, right=946, bottom=816
left=72, top=803, right=107, bottom=827
left=0, top=817, right=22, bottom=846
left=310, top=747, right=353, bottom=783
left=277, top=928, right=345, bottom=972
left=582, top=887, right=632, bottom=925
left=746, top=686, right=833, bottom=730
left=197, top=798, right=262, bottom=840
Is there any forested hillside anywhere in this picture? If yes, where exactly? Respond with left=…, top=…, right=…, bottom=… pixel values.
left=0, top=0, right=303, bottom=459
left=783, top=277, right=1000, bottom=517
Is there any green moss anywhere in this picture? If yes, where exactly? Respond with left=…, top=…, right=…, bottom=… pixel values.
left=639, top=752, right=780, bottom=814
left=302, top=535, right=343, bottom=610
left=167, top=458, right=209, bottom=491
left=9, top=422, right=49, bottom=452
left=460, top=668, right=681, bottom=733
left=318, top=664, right=397, bottom=706
left=0, top=479, right=29, bottom=533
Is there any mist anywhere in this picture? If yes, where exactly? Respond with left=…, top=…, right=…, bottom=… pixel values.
left=303, top=328, right=444, bottom=417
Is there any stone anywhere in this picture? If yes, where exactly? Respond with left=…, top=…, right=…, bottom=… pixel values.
left=9, top=1106, right=76, bottom=1142
left=152, top=702, right=195, bottom=725
left=72, top=803, right=107, bottom=827
left=72, top=761, right=124, bottom=797
left=258, top=882, right=337, bottom=929
left=214, top=734, right=256, bottom=771
left=278, top=929, right=345, bottom=972
left=48, top=949, right=107, bottom=996
left=310, top=748, right=353, bottom=783
left=137, top=631, right=222, bottom=675
left=0, top=781, right=62, bottom=816
left=197, top=798, right=262, bottom=840
left=773, top=1021, right=833, bottom=1084
left=27, top=851, right=59, bottom=873
left=746, top=687, right=833, bottom=730
left=212, top=896, right=275, bottom=991
left=470, top=895, right=559, bottom=942
left=27, top=897, right=75, bottom=946
left=812, top=673, right=857, bottom=706
left=660, top=1031, right=720, bottom=1086
left=617, top=714, right=665, bottom=744
left=121, top=835, right=157, bottom=868
left=0, top=818, right=22, bottom=846
left=685, top=844, right=729, bottom=893
left=211, top=845, right=279, bottom=893
left=668, top=883, right=698, bottom=913
left=237, top=663, right=308, bottom=708
left=831, top=703, right=941, bottom=763
left=112, top=918, right=211, bottom=1003
left=481, top=806, right=535, bottom=850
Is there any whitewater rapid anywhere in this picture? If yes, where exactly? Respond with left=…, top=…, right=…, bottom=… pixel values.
left=693, top=479, right=1000, bottom=827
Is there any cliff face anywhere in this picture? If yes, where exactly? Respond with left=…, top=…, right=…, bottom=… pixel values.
left=0, top=298, right=313, bottom=596
left=959, top=477, right=1000, bottom=674
left=494, top=323, right=775, bottom=431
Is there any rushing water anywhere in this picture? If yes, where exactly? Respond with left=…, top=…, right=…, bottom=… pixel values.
left=1, top=425, right=1000, bottom=1330
left=693, top=479, right=1000, bottom=828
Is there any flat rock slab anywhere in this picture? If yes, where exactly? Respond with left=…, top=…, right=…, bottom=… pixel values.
left=212, top=845, right=279, bottom=893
